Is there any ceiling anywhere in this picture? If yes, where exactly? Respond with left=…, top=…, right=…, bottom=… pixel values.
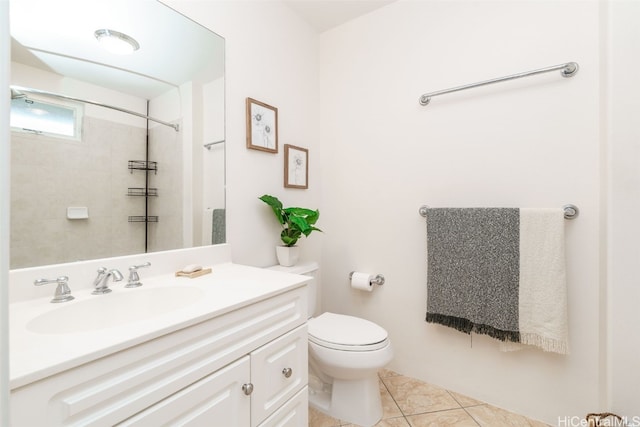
left=283, top=0, right=397, bottom=32
left=10, top=0, right=394, bottom=99
left=10, top=0, right=224, bottom=99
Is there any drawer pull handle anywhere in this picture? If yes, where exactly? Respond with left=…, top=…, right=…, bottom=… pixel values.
left=242, top=383, right=254, bottom=395
left=282, top=367, right=293, bottom=378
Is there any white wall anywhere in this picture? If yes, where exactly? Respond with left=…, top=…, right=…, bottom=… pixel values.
left=202, top=77, right=225, bottom=211
left=1, top=2, right=11, bottom=423
left=319, top=0, right=603, bottom=423
left=162, top=0, right=323, bottom=268
left=608, top=0, right=640, bottom=417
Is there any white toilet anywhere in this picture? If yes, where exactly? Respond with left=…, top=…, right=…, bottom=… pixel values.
left=268, top=262, right=393, bottom=427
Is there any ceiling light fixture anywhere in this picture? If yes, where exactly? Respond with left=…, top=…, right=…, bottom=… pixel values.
left=94, top=29, right=140, bottom=55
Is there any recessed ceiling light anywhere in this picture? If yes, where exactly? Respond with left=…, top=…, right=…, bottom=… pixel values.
left=94, top=29, right=140, bottom=55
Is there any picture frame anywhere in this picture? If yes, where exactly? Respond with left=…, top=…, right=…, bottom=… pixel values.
left=246, top=97, right=278, bottom=153
left=284, top=144, right=309, bottom=189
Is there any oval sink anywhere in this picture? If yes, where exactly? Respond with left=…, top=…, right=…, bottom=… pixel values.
left=27, top=287, right=204, bottom=334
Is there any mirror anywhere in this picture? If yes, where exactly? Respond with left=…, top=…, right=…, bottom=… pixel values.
left=9, top=0, right=225, bottom=269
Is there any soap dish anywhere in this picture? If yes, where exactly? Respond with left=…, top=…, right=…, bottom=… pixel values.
left=175, top=267, right=212, bottom=278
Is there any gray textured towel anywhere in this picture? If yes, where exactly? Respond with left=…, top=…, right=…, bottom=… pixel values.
left=212, top=209, right=226, bottom=244
left=426, top=208, right=521, bottom=342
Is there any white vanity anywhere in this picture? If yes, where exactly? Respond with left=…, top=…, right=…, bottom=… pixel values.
left=9, top=245, right=309, bottom=426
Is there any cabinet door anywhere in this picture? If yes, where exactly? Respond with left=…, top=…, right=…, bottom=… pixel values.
left=117, top=356, right=251, bottom=427
left=251, top=325, right=308, bottom=427
left=257, top=387, right=308, bottom=427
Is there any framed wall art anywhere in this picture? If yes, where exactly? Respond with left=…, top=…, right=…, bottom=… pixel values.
left=246, top=97, right=278, bottom=153
left=284, top=144, right=308, bottom=189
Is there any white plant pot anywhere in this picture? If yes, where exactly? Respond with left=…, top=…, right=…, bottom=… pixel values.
left=276, top=245, right=300, bottom=267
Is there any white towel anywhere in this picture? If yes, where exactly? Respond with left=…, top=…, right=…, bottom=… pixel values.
left=503, top=208, right=569, bottom=354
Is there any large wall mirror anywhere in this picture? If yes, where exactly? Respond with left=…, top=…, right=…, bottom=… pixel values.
left=9, top=0, right=225, bottom=269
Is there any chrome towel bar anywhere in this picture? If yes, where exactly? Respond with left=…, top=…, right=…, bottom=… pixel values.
left=418, top=62, right=579, bottom=106
left=418, top=204, right=579, bottom=220
left=204, top=140, right=225, bottom=150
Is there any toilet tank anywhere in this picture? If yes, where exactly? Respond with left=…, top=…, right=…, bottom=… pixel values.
left=267, top=261, right=319, bottom=318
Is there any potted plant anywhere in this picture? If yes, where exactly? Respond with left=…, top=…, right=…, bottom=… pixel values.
left=259, top=194, right=322, bottom=266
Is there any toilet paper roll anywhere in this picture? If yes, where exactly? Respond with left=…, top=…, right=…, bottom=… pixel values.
left=351, top=272, right=373, bottom=292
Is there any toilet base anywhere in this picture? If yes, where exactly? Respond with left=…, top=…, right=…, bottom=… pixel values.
left=309, top=374, right=382, bottom=427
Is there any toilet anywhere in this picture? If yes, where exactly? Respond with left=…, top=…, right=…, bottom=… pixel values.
left=268, top=262, right=393, bottom=427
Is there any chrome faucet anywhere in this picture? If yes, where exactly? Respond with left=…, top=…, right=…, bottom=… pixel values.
left=126, top=262, right=151, bottom=288
left=34, top=276, right=74, bottom=303
left=92, top=267, right=124, bottom=295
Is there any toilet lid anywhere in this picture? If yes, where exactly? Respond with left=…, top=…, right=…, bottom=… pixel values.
left=308, top=312, right=389, bottom=351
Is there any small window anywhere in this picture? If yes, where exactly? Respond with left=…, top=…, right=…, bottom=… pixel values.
left=10, top=97, right=82, bottom=140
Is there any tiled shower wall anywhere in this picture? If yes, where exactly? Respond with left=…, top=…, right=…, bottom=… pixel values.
left=10, top=116, right=182, bottom=269
left=147, top=121, right=183, bottom=254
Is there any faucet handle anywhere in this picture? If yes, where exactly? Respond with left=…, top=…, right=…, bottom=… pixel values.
left=126, top=262, right=151, bottom=288
left=34, top=276, right=74, bottom=303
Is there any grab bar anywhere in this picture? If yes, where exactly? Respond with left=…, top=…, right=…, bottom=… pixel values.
left=418, top=62, right=579, bottom=106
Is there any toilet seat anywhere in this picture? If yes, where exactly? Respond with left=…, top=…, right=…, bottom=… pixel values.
left=308, top=312, right=389, bottom=351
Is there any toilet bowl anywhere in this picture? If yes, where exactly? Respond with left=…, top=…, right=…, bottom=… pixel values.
left=267, top=262, right=393, bottom=427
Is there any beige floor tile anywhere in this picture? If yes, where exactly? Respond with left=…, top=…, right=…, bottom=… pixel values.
left=381, top=375, right=461, bottom=416
left=310, top=373, right=546, bottom=427
left=380, top=379, right=404, bottom=419
left=343, top=416, right=410, bottom=427
left=448, top=390, right=485, bottom=408
left=309, top=406, right=343, bottom=427
left=379, top=368, right=402, bottom=378
left=406, top=408, right=480, bottom=427
left=466, top=404, right=537, bottom=427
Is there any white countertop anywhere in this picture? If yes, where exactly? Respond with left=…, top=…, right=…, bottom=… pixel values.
left=10, top=262, right=309, bottom=389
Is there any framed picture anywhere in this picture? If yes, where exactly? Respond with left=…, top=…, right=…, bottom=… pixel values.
left=246, top=97, right=278, bottom=153
left=284, top=144, right=308, bottom=189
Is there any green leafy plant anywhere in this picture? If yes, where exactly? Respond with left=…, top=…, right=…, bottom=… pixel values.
left=259, top=194, right=322, bottom=247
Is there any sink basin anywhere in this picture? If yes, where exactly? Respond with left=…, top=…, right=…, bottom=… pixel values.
left=27, top=287, right=205, bottom=334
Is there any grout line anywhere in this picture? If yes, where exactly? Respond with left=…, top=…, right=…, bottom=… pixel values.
left=379, top=374, right=408, bottom=418
left=445, top=389, right=466, bottom=409
left=445, top=389, right=485, bottom=409
left=382, top=378, right=484, bottom=426
left=461, top=405, right=484, bottom=427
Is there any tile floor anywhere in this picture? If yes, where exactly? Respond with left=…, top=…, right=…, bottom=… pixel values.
left=308, top=369, right=550, bottom=427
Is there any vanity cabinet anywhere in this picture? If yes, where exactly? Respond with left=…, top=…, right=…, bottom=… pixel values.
left=251, top=324, right=308, bottom=426
left=10, top=286, right=308, bottom=427
left=117, top=356, right=251, bottom=426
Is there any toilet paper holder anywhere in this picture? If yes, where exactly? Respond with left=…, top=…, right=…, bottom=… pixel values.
left=349, top=271, right=385, bottom=286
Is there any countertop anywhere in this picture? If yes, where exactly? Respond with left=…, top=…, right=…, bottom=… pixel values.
left=10, top=262, right=309, bottom=389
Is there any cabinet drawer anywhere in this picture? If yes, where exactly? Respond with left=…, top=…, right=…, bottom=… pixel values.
left=258, top=387, right=308, bottom=427
left=117, top=356, right=251, bottom=427
left=251, top=325, right=308, bottom=427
